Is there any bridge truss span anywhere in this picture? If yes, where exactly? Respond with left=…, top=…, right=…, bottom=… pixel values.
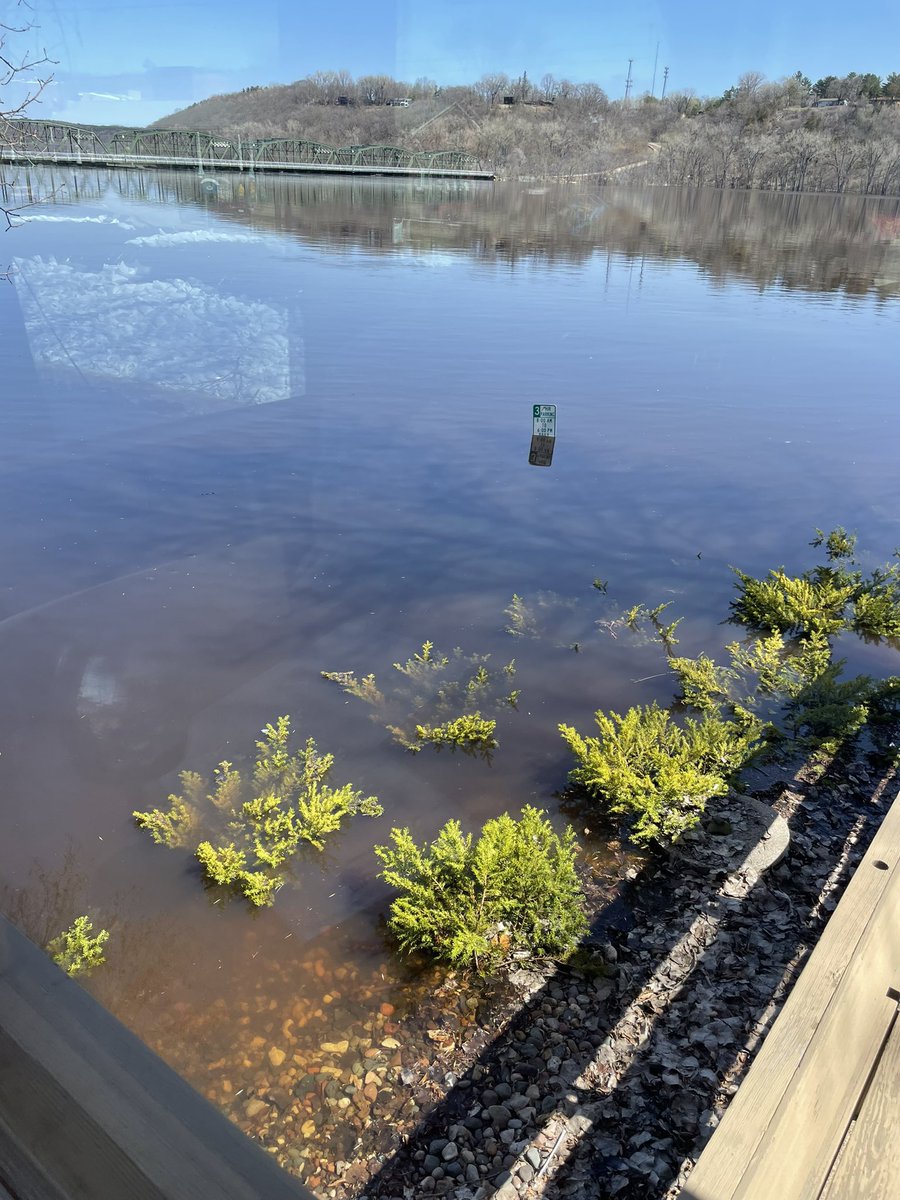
left=0, top=120, right=494, bottom=180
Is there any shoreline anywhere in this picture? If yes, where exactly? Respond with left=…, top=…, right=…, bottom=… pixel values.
left=349, top=741, right=896, bottom=1198
left=149, top=732, right=899, bottom=1200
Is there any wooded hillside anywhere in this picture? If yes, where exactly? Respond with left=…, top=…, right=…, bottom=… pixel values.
left=154, top=70, right=900, bottom=194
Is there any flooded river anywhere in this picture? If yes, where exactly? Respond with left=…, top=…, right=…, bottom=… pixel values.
left=1, top=167, right=899, bottom=1187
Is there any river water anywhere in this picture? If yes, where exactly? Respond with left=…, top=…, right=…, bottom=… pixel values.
left=1, top=167, right=899, bottom=1186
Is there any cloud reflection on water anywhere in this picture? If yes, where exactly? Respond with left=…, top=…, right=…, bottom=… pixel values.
left=13, top=254, right=297, bottom=413
left=125, top=229, right=267, bottom=246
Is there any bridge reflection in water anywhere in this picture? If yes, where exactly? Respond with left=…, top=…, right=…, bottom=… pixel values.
left=0, top=119, right=494, bottom=180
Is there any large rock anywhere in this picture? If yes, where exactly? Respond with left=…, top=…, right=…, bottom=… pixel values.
left=486, top=1104, right=512, bottom=1129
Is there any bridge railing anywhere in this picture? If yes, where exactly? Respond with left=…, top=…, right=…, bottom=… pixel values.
left=0, top=119, right=488, bottom=175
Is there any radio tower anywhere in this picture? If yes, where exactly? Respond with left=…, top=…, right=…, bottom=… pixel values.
left=624, top=58, right=634, bottom=101
left=651, top=41, right=660, bottom=97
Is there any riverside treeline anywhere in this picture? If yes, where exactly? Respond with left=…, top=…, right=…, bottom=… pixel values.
left=156, top=68, right=900, bottom=194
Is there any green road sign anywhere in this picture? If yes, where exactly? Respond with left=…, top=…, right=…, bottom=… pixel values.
left=532, top=404, right=557, bottom=438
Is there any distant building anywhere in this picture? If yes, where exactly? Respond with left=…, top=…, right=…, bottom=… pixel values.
left=813, top=98, right=848, bottom=107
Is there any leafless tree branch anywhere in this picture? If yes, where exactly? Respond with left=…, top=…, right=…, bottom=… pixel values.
left=1, top=0, right=57, bottom=271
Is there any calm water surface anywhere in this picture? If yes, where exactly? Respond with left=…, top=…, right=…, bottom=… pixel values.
left=1, top=167, right=899, bottom=1173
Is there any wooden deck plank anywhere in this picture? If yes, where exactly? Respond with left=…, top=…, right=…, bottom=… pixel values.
left=0, top=1024, right=168, bottom=1200
left=820, top=1007, right=900, bottom=1200
left=731, top=867, right=900, bottom=1199
left=0, top=1120, right=69, bottom=1200
left=684, top=792, right=900, bottom=1200
left=0, top=917, right=313, bottom=1200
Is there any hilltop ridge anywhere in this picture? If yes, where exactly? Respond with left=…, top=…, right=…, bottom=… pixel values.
left=153, top=69, right=900, bottom=193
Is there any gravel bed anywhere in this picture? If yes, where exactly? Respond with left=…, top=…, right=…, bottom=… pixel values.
left=355, top=745, right=897, bottom=1200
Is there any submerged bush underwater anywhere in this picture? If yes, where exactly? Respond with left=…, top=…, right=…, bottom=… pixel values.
left=322, top=639, right=516, bottom=755
left=134, top=716, right=382, bottom=906
left=560, top=530, right=900, bottom=849
left=46, top=915, right=109, bottom=978
left=119, top=529, right=900, bottom=975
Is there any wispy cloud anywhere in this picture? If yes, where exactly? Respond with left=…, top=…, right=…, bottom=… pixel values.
left=125, top=229, right=266, bottom=247
left=77, top=90, right=134, bottom=101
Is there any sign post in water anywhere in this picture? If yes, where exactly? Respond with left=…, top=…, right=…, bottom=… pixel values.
left=529, top=404, right=557, bottom=467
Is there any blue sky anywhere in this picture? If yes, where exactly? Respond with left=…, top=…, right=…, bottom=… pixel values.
left=10, top=0, right=900, bottom=126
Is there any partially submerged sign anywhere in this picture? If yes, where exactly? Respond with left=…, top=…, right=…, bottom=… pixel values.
left=530, top=405, right=556, bottom=466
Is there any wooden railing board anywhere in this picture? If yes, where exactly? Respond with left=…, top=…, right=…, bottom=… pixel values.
left=732, top=868, right=900, bottom=1199
left=0, top=1023, right=169, bottom=1200
left=683, top=791, right=900, bottom=1200
left=0, top=917, right=313, bottom=1200
left=820, top=1007, right=900, bottom=1199
left=0, top=1107, right=72, bottom=1200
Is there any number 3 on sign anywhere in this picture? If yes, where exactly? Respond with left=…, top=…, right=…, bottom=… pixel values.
left=532, top=404, right=557, bottom=439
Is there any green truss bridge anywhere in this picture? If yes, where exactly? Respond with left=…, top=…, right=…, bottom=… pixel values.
left=0, top=120, right=494, bottom=180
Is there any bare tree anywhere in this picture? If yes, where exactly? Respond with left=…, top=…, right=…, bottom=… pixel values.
left=2, top=1, right=55, bottom=231
left=834, top=73, right=865, bottom=102
left=472, top=72, right=510, bottom=107
left=707, top=124, right=741, bottom=187
left=666, top=89, right=701, bottom=116
left=1, top=2, right=52, bottom=120
left=878, top=147, right=900, bottom=195
left=734, top=130, right=771, bottom=188
left=825, top=137, right=859, bottom=192
left=859, top=136, right=889, bottom=193
left=737, top=70, right=766, bottom=96
left=305, top=70, right=355, bottom=105
left=572, top=81, right=608, bottom=115
left=539, top=73, right=560, bottom=102
left=411, top=76, right=438, bottom=99
left=774, top=129, right=822, bottom=191
left=356, top=74, right=394, bottom=106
